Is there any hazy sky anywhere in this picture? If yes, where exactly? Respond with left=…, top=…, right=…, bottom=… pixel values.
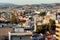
left=0, top=0, right=60, bottom=5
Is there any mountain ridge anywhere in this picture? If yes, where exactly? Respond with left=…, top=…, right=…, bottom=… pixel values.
left=0, top=3, right=60, bottom=9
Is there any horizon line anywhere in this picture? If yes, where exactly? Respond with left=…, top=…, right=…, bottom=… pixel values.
left=0, top=2, right=60, bottom=5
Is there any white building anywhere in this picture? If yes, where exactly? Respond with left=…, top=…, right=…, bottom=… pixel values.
left=8, top=26, right=32, bottom=40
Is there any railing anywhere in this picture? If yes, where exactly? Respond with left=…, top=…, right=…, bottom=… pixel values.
left=9, top=31, right=32, bottom=36
left=56, top=28, right=60, bottom=30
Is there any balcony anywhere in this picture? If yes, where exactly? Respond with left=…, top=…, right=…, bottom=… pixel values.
left=10, top=32, right=32, bottom=36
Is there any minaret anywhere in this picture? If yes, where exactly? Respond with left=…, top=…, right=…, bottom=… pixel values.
left=34, top=17, right=37, bottom=32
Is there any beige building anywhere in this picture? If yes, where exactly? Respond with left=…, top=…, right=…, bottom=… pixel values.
left=9, top=27, right=32, bottom=40
left=43, top=13, right=56, bottom=24
left=0, top=17, right=7, bottom=21
left=43, top=16, right=50, bottom=24
left=56, top=20, right=60, bottom=40
left=0, top=28, right=13, bottom=40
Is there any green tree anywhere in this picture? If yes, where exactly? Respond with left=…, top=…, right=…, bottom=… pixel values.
left=36, top=24, right=48, bottom=34
left=38, top=12, right=46, bottom=16
left=36, top=25, right=43, bottom=34
left=11, top=14, right=17, bottom=24
left=49, top=19, right=56, bottom=31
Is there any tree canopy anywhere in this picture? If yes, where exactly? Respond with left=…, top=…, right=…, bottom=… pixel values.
left=36, top=19, right=56, bottom=34
left=38, top=12, right=46, bottom=16
left=49, top=19, right=56, bottom=31
left=11, top=14, right=17, bottom=24
left=36, top=24, right=48, bottom=34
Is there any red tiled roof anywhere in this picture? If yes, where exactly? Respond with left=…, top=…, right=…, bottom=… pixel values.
left=47, top=36, right=53, bottom=39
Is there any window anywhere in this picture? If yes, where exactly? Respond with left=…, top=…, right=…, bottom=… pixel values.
left=3, top=36, right=8, bottom=40
left=15, top=28, right=24, bottom=33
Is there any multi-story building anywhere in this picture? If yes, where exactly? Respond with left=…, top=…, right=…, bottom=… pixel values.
left=8, top=26, right=32, bottom=40
left=56, top=13, right=60, bottom=40
left=56, top=21, right=60, bottom=40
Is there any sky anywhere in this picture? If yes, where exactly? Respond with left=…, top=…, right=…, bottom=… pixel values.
left=0, top=0, right=60, bottom=5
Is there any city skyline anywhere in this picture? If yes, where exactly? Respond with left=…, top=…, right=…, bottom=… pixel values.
left=0, top=0, right=60, bottom=5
